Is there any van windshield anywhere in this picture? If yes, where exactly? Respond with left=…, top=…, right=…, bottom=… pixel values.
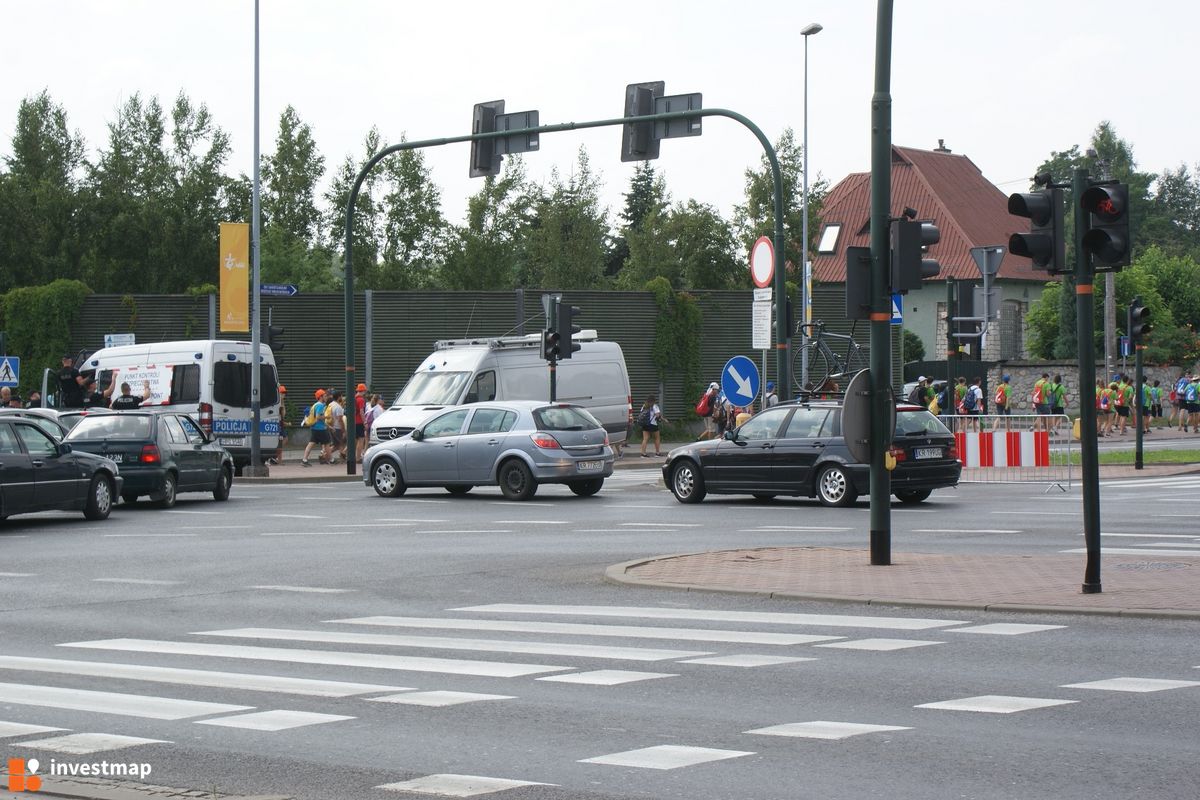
left=392, top=371, right=471, bottom=407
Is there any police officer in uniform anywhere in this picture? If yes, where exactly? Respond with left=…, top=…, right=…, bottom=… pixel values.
left=58, top=354, right=84, bottom=408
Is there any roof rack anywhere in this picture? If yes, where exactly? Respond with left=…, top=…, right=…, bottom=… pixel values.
left=434, top=330, right=600, bottom=351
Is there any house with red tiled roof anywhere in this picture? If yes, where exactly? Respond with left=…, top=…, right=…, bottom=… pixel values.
left=810, top=142, right=1053, bottom=361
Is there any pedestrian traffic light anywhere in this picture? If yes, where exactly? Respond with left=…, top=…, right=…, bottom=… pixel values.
left=469, top=100, right=505, bottom=178
left=1080, top=182, right=1131, bottom=270
left=1008, top=188, right=1066, bottom=274
left=554, top=303, right=582, bottom=359
left=541, top=328, right=560, bottom=361
left=1128, top=296, right=1151, bottom=345
left=889, top=217, right=940, bottom=293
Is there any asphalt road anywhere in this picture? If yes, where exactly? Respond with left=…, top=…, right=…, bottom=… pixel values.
left=1, top=471, right=1197, bottom=800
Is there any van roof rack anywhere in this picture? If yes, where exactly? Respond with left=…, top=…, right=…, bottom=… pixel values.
left=433, top=330, right=600, bottom=351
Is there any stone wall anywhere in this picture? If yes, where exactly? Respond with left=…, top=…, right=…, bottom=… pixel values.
left=986, top=361, right=1194, bottom=415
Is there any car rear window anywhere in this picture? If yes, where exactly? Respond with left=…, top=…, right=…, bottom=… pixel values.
left=213, top=362, right=279, bottom=407
left=66, top=415, right=152, bottom=441
left=895, top=409, right=952, bottom=436
left=534, top=406, right=601, bottom=431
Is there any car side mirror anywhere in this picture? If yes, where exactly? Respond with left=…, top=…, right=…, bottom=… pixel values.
left=723, top=429, right=737, bottom=441
left=57, top=442, right=73, bottom=455
left=410, top=429, right=423, bottom=441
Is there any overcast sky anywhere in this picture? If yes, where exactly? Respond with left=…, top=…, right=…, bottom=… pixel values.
left=4, top=1, right=1194, bottom=233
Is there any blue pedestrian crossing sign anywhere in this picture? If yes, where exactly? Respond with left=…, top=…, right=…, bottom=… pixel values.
left=0, top=355, right=18, bottom=388
left=891, top=293, right=903, bottom=325
left=721, top=355, right=760, bottom=407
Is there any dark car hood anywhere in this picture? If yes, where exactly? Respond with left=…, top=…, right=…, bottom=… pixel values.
left=666, top=440, right=722, bottom=460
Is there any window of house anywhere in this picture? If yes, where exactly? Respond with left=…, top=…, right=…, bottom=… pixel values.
left=816, top=224, right=842, bottom=254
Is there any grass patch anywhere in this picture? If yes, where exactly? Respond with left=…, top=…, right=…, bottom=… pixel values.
left=1066, top=448, right=1200, bottom=465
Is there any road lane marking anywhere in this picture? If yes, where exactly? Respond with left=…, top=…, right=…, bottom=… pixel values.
left=1096, top=532, right=1199, bottom=539
left=916, top=695, right=1077, bottom=713
left=620, top=522, right=703, bottom=527
left=162, top=510, right=221, bottom=515
left=487, top=502, right=554, bottom=507
left=0, top=721, right=66, bottom=738
left=456, top=604, right=965, bottom=630
left=20, top=733, right=170, bottom=754
left=490, top=520, right=568, bottom=525
left=266, top=513, right=327, bottom=519
left=195, top=627, right=712, bottom=662
left=62, top=639, right=572, bottom=678
left=1062, top=677, right=1200, bottom=692
left=332, top=616, right=843, bottom=645
left=949, top=623, right=1065, bottom=635
left=745, top=721, right=911, bottom=739
left=0, top=572, right=36, bottom=577
left=260, top=531, right=358, bottom=536
left=1060, top=547, right=1200, bottom=557
left=579, top=745, right=753, bottom=769
left=195, top=710, right=354, bottom=731
left=368, top=691, right=514, bottom=707
left=677, top=654, right=815, bottom=667
left=537, top=670, right=674, bottom=686
left=377, top=775, right=553, bottom=795
left=92, top=578, right=183, bottom=585
left=182, top=525, right=251, bottom=530
left=815, top=639, right=942, bottom=651
left=0, top=655, right=410, bottom=697
left=0, top=681, right=251, bottom=719
left=911, top=529, right=1022, bottom=534
left=103, top=533, right=197, bottom=538
left=416, top=530, right=512, bottom=535
left=251, top=585, right=353, bottom=593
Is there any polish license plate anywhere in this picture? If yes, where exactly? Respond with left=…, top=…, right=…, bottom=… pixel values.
left=219, top=438, right=242, bottom=447
left=108, top=454, right=123, bottom=463
left=914, top=447, right=942, bottom=460
left=577, top=460, right=603, bottom=472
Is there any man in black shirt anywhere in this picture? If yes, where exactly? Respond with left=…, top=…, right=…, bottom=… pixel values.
left=58, top=355, right=84, bottom=408
left=110, top=381, right=151, bottom=410
left=80, top=375, right=107, bottom=409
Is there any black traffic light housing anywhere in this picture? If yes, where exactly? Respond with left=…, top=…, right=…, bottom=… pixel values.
left=1008, top=188, right=1066, bottom=274
left=541, top=328, right=561, bottom=361
left=1128, top=296, right=1151, bottom=346
left=554, top=303, right=582, bottom=359
left=844, top=247, right=871, bottom=320
left=1081, top=183, right=1131, bottom=270
left=889, top=217, right=940, bottom=293
left=469, top=100, right=505, bottom=178
left=621, top=82, right=665, bottom=162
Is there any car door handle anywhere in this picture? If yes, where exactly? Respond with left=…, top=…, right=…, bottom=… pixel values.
left=812, top=441, right=826, bottom=449
left=32, top=460, right=44, bottom=467
left=442, top=442, right=456, bottom=448
left=487, top=439, right=500, bottom=446
left=759, top=443, right=774, bottom=450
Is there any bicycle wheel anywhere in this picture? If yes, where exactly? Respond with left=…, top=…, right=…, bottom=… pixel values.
left=794, top=343, right=833, bottom=393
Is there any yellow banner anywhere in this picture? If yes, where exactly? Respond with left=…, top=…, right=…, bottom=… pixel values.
left=219, top=222, right=250, bottom=332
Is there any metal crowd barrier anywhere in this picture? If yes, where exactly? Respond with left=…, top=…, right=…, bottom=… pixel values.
left=940, top=413, right=1073, bottom=490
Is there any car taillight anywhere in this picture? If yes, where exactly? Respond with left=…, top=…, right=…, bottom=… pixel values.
left=530, top=433, right=562, bottom=449
left=888, top=445, right=907, bottom=462
left=140, top=444, right=161, bottom=464
left=604, top=433, right=610, bottom=446
left=947, top=443, right=959, bottom=461
left=198, top=402, right=213, bottom=434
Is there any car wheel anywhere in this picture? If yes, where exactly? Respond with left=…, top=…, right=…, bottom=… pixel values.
left=669, top=459, right=706, bottom=504
left=498, top=459, right=537, bottom=501
left=84, top=475, right=114, bottom=520
left=121, top=493, right=140, bottom=505
left=213, top=466, right=232, bottom=501
left=816, top=464, right=858, bottom=508
left=894, top=489, right=932, bottom=505
left=371, top=459, right=406, bottom=498
left=752, top=493, right=777, bottom=501
left=568, top=478, right=604, bottom=497
left=445, top=485, right=473, bottom=496
left=153, top=472, right=178, bottom=509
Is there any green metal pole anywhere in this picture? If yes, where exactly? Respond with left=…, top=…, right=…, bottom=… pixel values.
left=1075, top=167, right=1102, bottom=593
left=868, top=0, right=894, bottom=565
left=1134, top=337, right=1144, bottom=470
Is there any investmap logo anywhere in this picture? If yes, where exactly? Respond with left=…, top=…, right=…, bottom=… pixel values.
left=7, top=758, right=41, bottom=792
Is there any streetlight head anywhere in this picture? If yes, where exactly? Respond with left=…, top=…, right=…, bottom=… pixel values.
left=802, top=23, right=823, bottom=36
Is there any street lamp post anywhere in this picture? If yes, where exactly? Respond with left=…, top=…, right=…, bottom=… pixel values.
left=800, top=22, right=822, bottom=394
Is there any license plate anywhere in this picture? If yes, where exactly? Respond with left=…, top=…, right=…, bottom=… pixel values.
left=109, top=454, right=123, bottom=463
left=914, top=447, right=942, bottom=460
left=219, top=438, right=242, bottom=447
left=577, top=460, right=603, bottom=472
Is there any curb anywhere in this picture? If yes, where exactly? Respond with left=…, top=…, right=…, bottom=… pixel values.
left=603, top=555, right=1200, bottom=621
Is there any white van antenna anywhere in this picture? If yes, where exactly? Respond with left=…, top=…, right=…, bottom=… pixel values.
left=462, top=300, right=478, bottom=338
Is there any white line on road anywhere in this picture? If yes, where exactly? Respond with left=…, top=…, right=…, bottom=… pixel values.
left=92, top=578, right=184, bottom=585
left=487, top=502, right=555, bottom=507
left=1096, top=532, right=1199, bottom=539
left=911, top=529, right=1022, bottom=534
left=491, top=520, right=568, bottom=525
left=992, top=511, right=1078, bottom=515
left=162, top=510, right=221, bottom=515
left=537, top=670, right=675, bottom=686
left=1060, top=547, right=1200, bottom=557
left=251, top=585, right=354, bottom=593
left=579, top=744, right=753, bottom=769
left=181, top=525, right=251, bottom=530
left=332, top=616, right=842, bottom=645
left=456, top=604, right=965, bottom=630
left=338, top=523, right=416, bottom=527
left=0, top=680, right=251, bottom=720
left=621, top=522, right=703, bottom=527
left=103, top=533, right=197, bottom=538
left=62, top=639, right=572, bottom=678
left=195, top=710, right=354, bottom=731
left=0, top=656, right=409, bottom=697
left=416, top=530, right=512, bottom=535
left=195, top=627, right=713, bottom=662
left=0, top=572, right=36, bottom=577
left=266, top=513, right=327, bottom=519
left=743, top=526, right=854, bottom=532
left=21, top=732, right=170, bottom=754
left=260, top=532, right=358, bottom=536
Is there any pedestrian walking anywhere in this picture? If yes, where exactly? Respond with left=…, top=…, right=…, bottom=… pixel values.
left=1049, top=374, right=1066, bottom=433
left=764, top=381, right=779, bottom=408
left=364, top=393, right=384, bottom=443
left=301, top=389, right=332, bottom=466
left=1149, top=380, right=1163, bottom=423
left=1172, top=373, right=1191, bottom=431
left=695, top=382, right=720, bottom=440
left=1031, top=373, right=1051, bottom=430
left=354, top=383, right=369, bottom=461
left=326, top=391, right=346, bottom=462
left=637, top=393, right=667, bottom=457
left=993, top=374, right=1011, bottom=416
left=1185, top=375, right=1200, bottom=433
left=1114, top=374, right=1132, bottom=435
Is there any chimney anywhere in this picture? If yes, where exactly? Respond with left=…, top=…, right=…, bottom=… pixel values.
left=934, top=139, right=951, bottom=153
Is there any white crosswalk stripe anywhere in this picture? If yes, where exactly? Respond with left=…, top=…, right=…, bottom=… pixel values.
left=0, top=681, right=251, bottom=720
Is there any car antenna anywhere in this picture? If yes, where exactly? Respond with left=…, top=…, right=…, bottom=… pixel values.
left=462, top=300, right=478, bottom=338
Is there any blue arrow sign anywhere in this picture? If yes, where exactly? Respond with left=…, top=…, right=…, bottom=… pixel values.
left=0, top=355, right=19, bottom=388
left=721, top=355, right=760, bottom=407
left=260, top=283, right=299, bottom=297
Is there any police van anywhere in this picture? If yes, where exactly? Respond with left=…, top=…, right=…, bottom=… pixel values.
left=371, top=331, right=632, bottom=446
left=82, top=340, right=282, bottom=472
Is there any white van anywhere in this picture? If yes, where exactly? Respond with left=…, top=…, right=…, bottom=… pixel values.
left=371, top=331, right=632, bottom=446
left=81, top=340, right=282, bottom=471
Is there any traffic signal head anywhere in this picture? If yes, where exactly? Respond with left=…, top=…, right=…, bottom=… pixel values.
left=541, top=328, right=561, bottom=361
left=1081, top=183, right=1130, bottom=269
left=1128, top=296, right=1151, bottom=345
left=264, top=324, right=284, bottom=352
left=1008, top=188, right=1066, bottom=274
left=621, top=82, right=664, bottom=162
left=554, top=303, right=582, bottom=359
left=889, top=218, right=940, bottom=293
left=469, top=100, right=505, bottom=178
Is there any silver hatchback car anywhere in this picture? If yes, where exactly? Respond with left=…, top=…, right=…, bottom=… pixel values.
left=363, top=400, right=615, bottom=501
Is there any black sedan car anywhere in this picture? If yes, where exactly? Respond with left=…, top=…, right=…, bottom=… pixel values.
left=64, top=410, right=233, bottom=508
left=663, top=400, right=960, bottom=506
left=0, top=416, right=122, bottom=521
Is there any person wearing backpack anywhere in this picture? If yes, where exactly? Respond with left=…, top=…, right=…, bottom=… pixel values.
left=1031, top=373, right=1051, bottom=430
left=1049, top=373, right=1067, bottom=433
left=638, top=393, right=668, bottom=457
left=907, top=376, right=928, bottom=407
left=1185, top=375, right=1200, bottom=434
left=960, top=376, right=983, bottom=430
left=1174, top=373, right=1192, bottom=432
left=695, top=382, right=719, bottom=441
left=994, top=375, right=1011, bottom=416
left=1114, top=374, right=1132, bottom=435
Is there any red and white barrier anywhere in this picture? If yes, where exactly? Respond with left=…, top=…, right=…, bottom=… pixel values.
left=954, top=430, right=1051, bottom=468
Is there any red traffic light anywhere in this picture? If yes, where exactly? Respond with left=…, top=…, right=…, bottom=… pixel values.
left=1080, top=183, right=1130, bottom=269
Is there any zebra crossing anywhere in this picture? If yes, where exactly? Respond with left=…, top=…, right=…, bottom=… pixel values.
left=1054, top=475, right=1200, bottom=557
left=2, top=600, right=1197, bottom=796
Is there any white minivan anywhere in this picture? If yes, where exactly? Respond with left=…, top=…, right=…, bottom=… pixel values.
left=81, top=340, right=282, bottom=472
left=371, top=331, right=632, bottom=447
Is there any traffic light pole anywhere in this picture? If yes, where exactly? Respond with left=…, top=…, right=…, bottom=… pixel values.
left=868, top=0, right=893, bottom=565
left=1074, top=167, right=1102, bottom=593
left=1134, top=345, right=1144, bottom=470
left=341, top=106, right=786, bottom=475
